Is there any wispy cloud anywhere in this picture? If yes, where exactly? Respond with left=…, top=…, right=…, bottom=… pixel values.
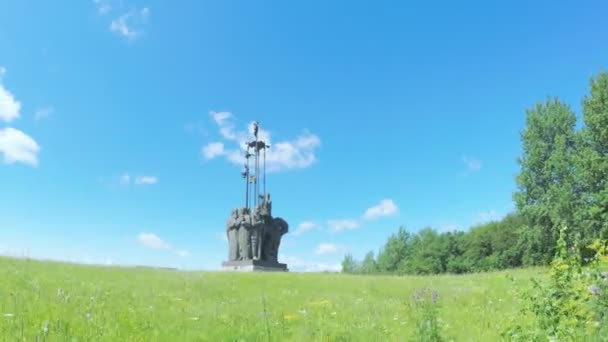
left=202, top=111, right=321, bottom=172
left=327, top=219, right=360, bottom=232
left=94, top=0, right=112, bottom=14
left=363, top=199, right=399, bottom=220
left=135, top=176, right=159, bottom=185
left=34, top=106, right=54, bottom=121
left=95, top=1, right=150, bottom=41
left=117, top=173, right=158, bottom=186
left=110, top=8, right=149, bottom=41
left=137, top=233, right=171, bottom=250
left=119, top=173, right=131, bottom=185
left=202, top=142, right=225, bottom=159
left=314, top=243, right=346, bottom=256
left=292, top=221, right=318, bottom=236
left=462, top=156, right=482, bottom=172
left=320, top=199, right=400, bottom=234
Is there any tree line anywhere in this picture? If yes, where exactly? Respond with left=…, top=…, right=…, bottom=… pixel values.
left=342, top=71, right=608, bottom=275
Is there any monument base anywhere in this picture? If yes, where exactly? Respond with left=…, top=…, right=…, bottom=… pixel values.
left=222, top=260, right=289, bottom=272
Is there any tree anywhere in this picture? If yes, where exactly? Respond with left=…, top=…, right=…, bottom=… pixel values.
left=341, top=253, right=360, bottom=274
left=376, top=226, right=410, bottom=273
left=360, top=251, right=378, bottom=274
left=513, top=98, right=579, bottom=266
left=577, top=72, right=608, bottom=244
left=400, top=228, right=448, bottom=275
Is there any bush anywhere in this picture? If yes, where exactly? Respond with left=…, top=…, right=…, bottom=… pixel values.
left=504, top=226, right=608, bottom=341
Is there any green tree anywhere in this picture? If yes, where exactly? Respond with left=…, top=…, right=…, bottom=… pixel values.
left=376, top=226, right=410, bottom=273
left=340, top=253, right=360, bottom=274
left=400, top=228, right=448, bottom=275
left=577, top=72, right=608, bottom=244
left=360, top=251, right=378, bottom=274
left=513, top=98, right=579, bottom=266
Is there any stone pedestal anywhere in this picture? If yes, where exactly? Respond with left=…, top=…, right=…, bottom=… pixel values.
left=222, top=260, right=288, bottom=272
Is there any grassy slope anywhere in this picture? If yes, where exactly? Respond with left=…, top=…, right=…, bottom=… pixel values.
left=0, top=257, right=540, bottom=341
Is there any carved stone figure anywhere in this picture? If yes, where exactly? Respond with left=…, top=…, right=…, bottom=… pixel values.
left=262, top=217, right=289, bottom=263
left=226, top=209, right=240, bottom=261
left=237, top=208, right=253, bottom=260
left=251, top=208, right=265, bottom=260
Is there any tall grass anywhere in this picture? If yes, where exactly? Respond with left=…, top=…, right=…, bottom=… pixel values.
left=0, top=257, right=538, bottom=341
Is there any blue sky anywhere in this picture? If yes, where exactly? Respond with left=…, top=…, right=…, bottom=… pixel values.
left=1, top=0, right=608, bottom=271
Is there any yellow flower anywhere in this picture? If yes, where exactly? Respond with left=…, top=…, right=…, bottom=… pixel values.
left=283, top=314, right=299, bottom=322
left=308, top=299, right=332, bottom=307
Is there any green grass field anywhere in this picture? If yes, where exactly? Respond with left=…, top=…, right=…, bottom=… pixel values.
left=0, top=257, right=542, bottom=341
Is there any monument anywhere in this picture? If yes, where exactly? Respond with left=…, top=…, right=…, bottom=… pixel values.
left=222, top=121, right=289, bottom=271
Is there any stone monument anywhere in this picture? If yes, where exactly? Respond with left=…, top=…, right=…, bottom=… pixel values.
left=222, top=121, right=289, bottom=271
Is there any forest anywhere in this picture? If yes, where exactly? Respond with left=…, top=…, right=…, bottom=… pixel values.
left=342, top=72, right=608, bottom=275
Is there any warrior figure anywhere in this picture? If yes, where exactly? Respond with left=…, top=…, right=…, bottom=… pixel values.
left=250, top=207, right=262, bottom=260
left=226, top=209, right=240, bottom=261
left=237, top=208, right=253, bottom=260
left=263, top=217, right=289, bottom=263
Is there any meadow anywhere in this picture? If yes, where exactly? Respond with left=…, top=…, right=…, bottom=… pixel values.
left=0, top=256, right=543, bottom=341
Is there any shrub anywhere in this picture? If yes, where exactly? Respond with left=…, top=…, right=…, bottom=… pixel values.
left=504, top=226, right=608, bottom=341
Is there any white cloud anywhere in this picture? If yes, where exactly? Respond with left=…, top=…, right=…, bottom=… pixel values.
left=363, top=199, right=399, bottom=220
left=315, top=243, right=344, bottom=256
left=119, top=173, right=131, bottom=185
left=202, top=142, right=225, bottom=159
left=0, top=82, right=21, bottom=123
left=34, top=106, right=54, bottom=121
left=292, top=221, right=317, bottom=236
left=203, top=111, right=321, bottom=172
left=327, top=219, right=360, bottom=232
left=0, top=127, right=40, bottom=167
left=135, top=176, right=158, bottom=185
left=94, top=0, right=112, bottom=14
left=99, top=5, right=111, bottom=14
left=176, top=250, right=190, bottom=258
left=110, top=15, right=139, bottom=40
left=462, top=156, right=482, bottom=171
left=475, top=210, right=502, bottom=224
left=99, top=0, right=150, bottom=41
left=279, top=254, right=342, bottom=273
left=137, top=233, right=171, bottom=250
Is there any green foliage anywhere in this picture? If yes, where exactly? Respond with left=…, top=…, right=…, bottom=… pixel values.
left=341, top=253, right=360, bottom=274
left=342, top=213, right=524, bottom=276
left=513, top=97, right=579, bottom=266
left=376, top=226, right=410, bottom=273
left=360, top=251, right=378, bottom=275
left=576, top=72, right=608, bottom=245
left=504, top=227, right=608, bottom=341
